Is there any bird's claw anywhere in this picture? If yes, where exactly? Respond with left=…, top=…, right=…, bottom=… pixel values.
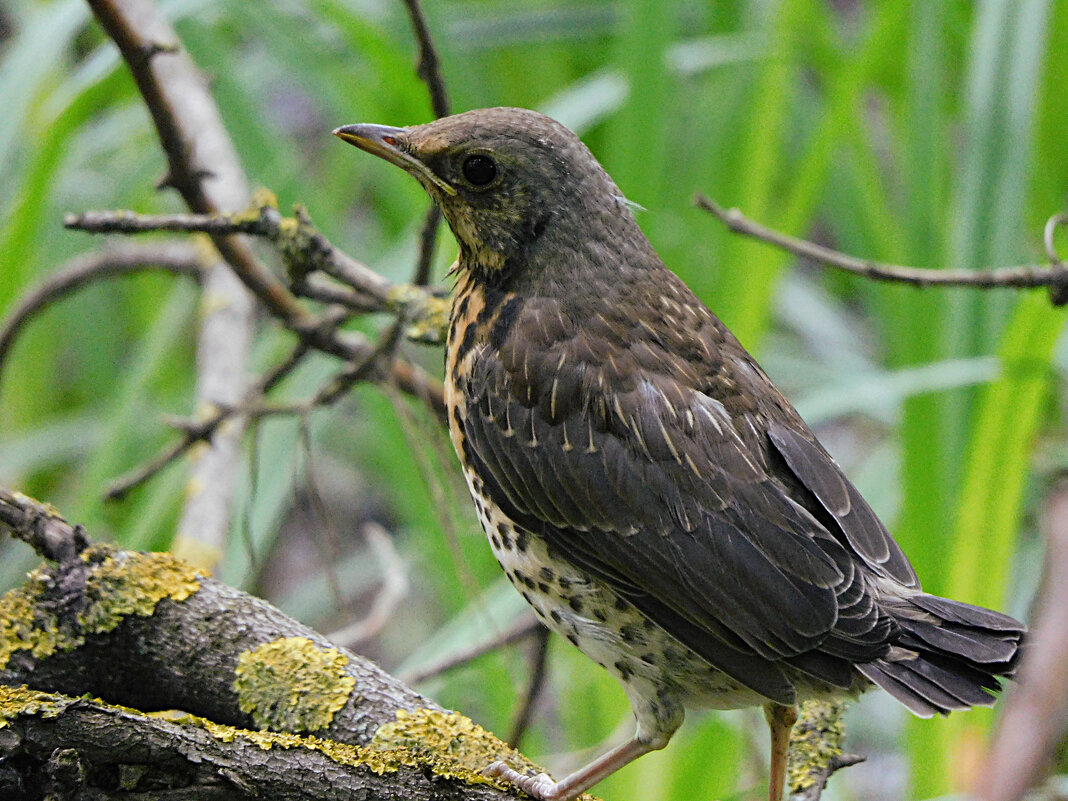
left=484, top=761, right=562, bottom=800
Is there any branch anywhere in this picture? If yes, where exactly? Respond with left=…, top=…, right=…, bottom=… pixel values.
left=63, top=205, right=451, bottom=349
left=0, top=241, right=201, bottom=394
left=0, top=687, right=517, bottom=801
left=976, top=481, right=1068, bottom=801
left=0, top=490, right=552, bottom=800
left=786, top=701, right=864, bottom=801
left=695, top=194, right=1068, bottom=304
left=399, top=0, right=450, bottom=119
left=84, top=0, right=262, bottom=557
left=398, top=0, right=450, bottom=284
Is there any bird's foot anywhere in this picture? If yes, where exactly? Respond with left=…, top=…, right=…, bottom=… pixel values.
left=484, top=761, right=567, bottom=801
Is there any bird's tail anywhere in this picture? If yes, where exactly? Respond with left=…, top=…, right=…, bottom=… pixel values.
left=857, top=593, right=1025, bottom=718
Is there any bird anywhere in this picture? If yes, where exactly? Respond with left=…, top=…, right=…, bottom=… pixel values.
left=334, top=107, right=1025, bottom=801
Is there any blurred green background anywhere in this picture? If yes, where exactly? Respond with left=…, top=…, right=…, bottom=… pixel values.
left=1, top=1, right=1066, bottom=799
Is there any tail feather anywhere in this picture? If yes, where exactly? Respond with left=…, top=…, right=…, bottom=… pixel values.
left=896, top=617, right=1017, bottom=665
left=909, top=594, right=1023, bottom=631
left=856, top=662, right=940, bottom=718
left=861, top=592, right=1024, bottom=716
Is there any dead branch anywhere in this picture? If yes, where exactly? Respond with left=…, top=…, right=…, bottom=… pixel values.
left=696, top=194, right=1068, bottom=304
left=0, top=241, right=201, bottom=391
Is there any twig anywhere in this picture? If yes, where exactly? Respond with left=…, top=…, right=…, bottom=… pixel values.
left=508, top=624, right=551, bottom=748
left=328, top=523, right=411, bottom=647
left=66, top=206, right=394, bottom=313
left=977, top=481, right=1068, bottom=801
left=695, top=194, right=1068, bottom=303
left=104, top=339, right=316, bottom=500
left=65, top=206, right=448, bottom=419
left=398, top=0, right=450, bottom=284
left=414, top=204, right=442, bottom=285
left=400, top=614, right=544, bottom=686
left=398, top=0, right=450, bottom=119
left=0, top=242, right=201, bottom=391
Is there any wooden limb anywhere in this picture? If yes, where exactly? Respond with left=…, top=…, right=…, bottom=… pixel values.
left=0, top=490, right=551, bottom=801
left=696, top=193, right=1068, bottom=304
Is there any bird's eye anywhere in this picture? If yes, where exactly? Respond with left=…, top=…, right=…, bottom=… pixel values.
left=462, top=154, right=498, bottom=187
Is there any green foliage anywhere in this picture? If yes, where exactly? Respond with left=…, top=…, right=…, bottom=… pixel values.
left=1, top=1, right=1066, bottom=799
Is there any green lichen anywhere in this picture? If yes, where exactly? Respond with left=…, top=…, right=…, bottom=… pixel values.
left=0, top=545, right=202, bottom=670
left=233, top=637, right=357, bottom=733
left=786, top=699, right=848, bottom=793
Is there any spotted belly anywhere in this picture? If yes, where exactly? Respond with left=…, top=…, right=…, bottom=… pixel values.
left=459, top=465, right=769, bottom=714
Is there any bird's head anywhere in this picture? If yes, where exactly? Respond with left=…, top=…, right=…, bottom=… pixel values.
left=334, top=107, right=630, bottom=284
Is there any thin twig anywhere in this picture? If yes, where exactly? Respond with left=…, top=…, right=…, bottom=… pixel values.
left=508, top=624, right=551, bottom=748
left=104, top=339, right=317, bottom=500
left=695, top=194, right=1068, bottom=302
left=65, top=206, right=394, bottom=311
left=398, top=0, right=450, bottom=284
left=398, top=0, right=450, bottom=119
left=414, top=204, right=443, bottom=285
left=64, top=206, right=449, bottom=419
left=400, top=613, right=543, bottom=686
left=0, top=242, right=201, bottom=391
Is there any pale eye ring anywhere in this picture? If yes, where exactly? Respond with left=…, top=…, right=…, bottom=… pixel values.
left=462, top=154, right=498, bottom=186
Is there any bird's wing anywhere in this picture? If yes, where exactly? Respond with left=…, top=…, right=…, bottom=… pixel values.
left=457, top=296, right=883, bottom=669
left=765, top=422, right=918, bottom=587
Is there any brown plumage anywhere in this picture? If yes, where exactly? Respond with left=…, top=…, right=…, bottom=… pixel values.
left=335, top=108, right=1024, bottom=801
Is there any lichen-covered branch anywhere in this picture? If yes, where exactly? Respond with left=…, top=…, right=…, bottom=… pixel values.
left=786, top=701, right=864, bottom=800
left=0, top=490, right=547, bottom=800
left=0, top=686, right=524, bottom=801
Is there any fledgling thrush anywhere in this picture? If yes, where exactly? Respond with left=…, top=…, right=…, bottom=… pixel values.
left=335, top=108, right=1024, bottom=801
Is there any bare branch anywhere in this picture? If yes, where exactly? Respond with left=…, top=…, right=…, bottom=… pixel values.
left=400, top=614, right=543, bottom=686
left=103, top=339, right=317, bottom=500
left=0, top=242, right=201, bottom=392
left=0, top=489, right=89, bottom=563
left=398, top=0, right=450, bottom=119
left=695, top=194, right=1068, bottom=304
left=397, top=0, right=451, bottom=283
left=65, top=205, right=448, bottom=424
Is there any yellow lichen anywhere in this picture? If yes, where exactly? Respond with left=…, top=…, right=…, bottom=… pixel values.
left=0, top=685, right=578, bottom=796
left=386, top=284, right=451, bottom=345
left=233, top=637, right=357, bottom=733
left=371, top=707, right=561, bottom=791
left=0, top=545, right=202, bottom=670
left=786, top=699, right=848, bottom=793
left=77, top=546, right=202, bottom=633
left=0, top=684, right=68, bottom=728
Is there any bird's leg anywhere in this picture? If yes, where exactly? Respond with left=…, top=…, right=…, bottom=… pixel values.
left=764, top=702, right=799, bottom=801
left=485, top=736, right=655, bottom=801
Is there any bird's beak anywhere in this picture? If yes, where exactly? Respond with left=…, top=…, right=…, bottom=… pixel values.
left=333, top=123, right=456, bottom=197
